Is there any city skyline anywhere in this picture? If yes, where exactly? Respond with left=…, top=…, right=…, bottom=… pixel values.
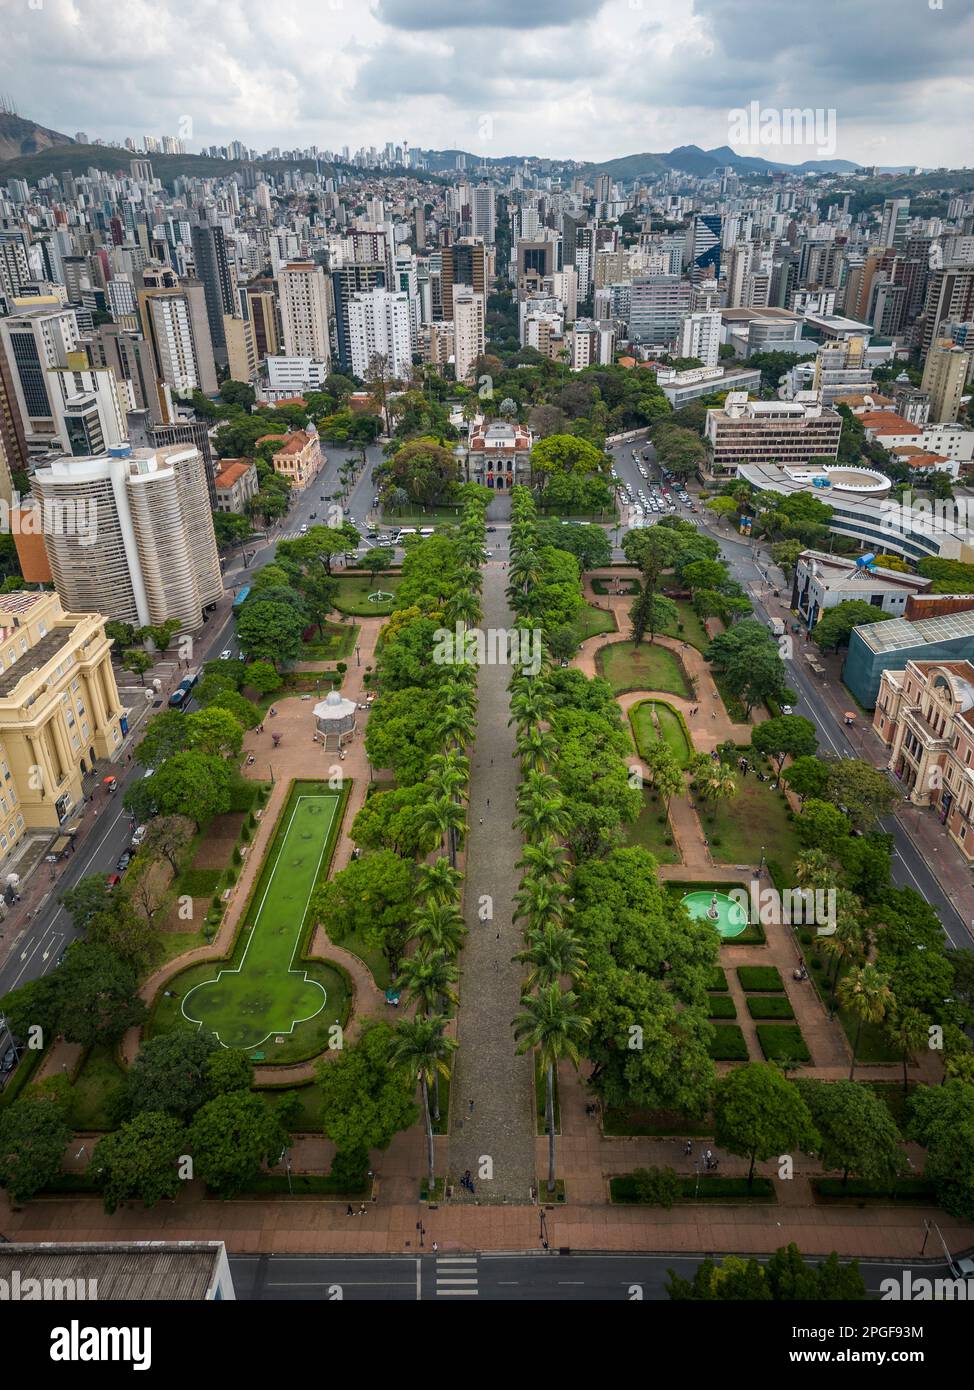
left=0, top=0, right=971, bottom=169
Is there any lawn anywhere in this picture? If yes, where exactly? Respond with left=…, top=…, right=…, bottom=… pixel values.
left=331, top=576, right=401, bottom=618
left=598, top=641, right=691, bottom=698
left=659, top=600, right=712, bottom=653
left=379, top=506, right=463, bottom=526
left=299, top=622, right=359, bottom=661
left=150, top=781, right=351, bottom=1063
left=629, top=699, right=694, bottom=767
left=622, top=790, right=681, bottom=865
left=572, top=601, right=617, bottom=646
left=756, top=1023, right=811, bottom=1064
left=712, top=669, right=749, bottom=723
left=602, top=1107, right=714, bottom=1138
left=695, top=774, right=802, bottom=877
left=336, top=925, right=392, bottom=990
left=70, top=1045, right=126, bottom=1131
left=708, top=1023, right=749, bottom=1060
left=807, top=958, right=901, bottom=1064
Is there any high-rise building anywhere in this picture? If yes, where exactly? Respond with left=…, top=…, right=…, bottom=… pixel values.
left=137, top=282, right=218, bottom=406
left=346, top=288, right=412, bottom=379
left=677, top=310, right=722, bottom=368
left=442, top=239, right=488, bottom=321
left=332, top=262, right=387, bottom=372
left=880, top=198, right=911, bottom=251
left=690, top=214, right=721, bottom=276
left=278, top=262, right=332, bottom=365
left=920, top=267, right=974, bottom=358
left=32, top=445, right=222, bottom=631
left=921, top=340, right=973, bottom=424
left=628, top=276, right=693, bottom=345
left=0, top=306, right=80, bottom=454
left=190, top=224, right=235, bottom=367
left=0, top=335, right=28, bottom=492
left=243, top=286, right=280, bottom=360
left=0, top=231, right=31, bottom=298
left=704, top=393, right=842, bottom=475
left=452, top=285, right=486, bottom=383
left=471, top=184, right=496, bottom=244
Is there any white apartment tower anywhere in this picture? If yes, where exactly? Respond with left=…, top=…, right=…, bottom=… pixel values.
left=278, top=262, right=332, bottom=366
left=347, top=288, right=412, bottom=379
left=677, top=309, right=722, bottom=369
left=452, top=285, right=486, bottom=383
left=31, top=445, right=222, bottom=632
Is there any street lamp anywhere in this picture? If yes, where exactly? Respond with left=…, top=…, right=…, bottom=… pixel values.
left=355, top=644, right=361, bottom=668
left=758, top=844, right=766, bottom=877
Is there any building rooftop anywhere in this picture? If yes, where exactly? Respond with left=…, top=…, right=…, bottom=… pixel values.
left=0, top=1243, right=227, bottom=1300
left=0, top=626, right=72, bottom=698
left=798, top=549, right=931, bottom=594
left=720, top=307, right=802, bottom=323
left=856, top=608, right=974, bottom=655
left=860, top=411, right=922, bottom=435
left=214, top=459, right=255, bottom=488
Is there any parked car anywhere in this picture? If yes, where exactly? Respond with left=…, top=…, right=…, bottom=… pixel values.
left=105, top=872, right=122, bottom=890
left=220, top=649, right=233, bottom=660
left=116, top=851, right=132, bottom=873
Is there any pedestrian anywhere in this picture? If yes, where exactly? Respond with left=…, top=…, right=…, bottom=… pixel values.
left=469, top=1099, right=474, bottom=1114
left=346, top=1203, right=354, bottom=1216
left=479, top=817, right=484, bottom=825
left=359, top=1203, right=367, bottom=1216
left=685, top=1139, right=692, bottom=1156
left=432, top=1241, right=438, bottom=1253
left=486, top=798, right=489, bottom=809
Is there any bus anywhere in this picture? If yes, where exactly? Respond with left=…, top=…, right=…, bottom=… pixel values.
left=232, top=586, right=250, bottom=612
left=168, top=671, right=200, bottom=709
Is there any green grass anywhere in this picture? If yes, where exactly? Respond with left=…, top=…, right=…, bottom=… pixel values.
left=299, top=622, right=359, bottom=661
left=69, top=1045, right=125, bottom=1131
left=807, top=956, right=901, bottom=1064
left=150, top=781, right=351, bottom=1063
left=747, top=996, right=795, bottom=1020
left=331, top=576, right=401, bottom=618
left=660, top=600, right=712, bottom=653
left=708, top=1023, right=749, bottom=1060
left=708, top=994, right=737, bottom=1019
left=267, top=1084, right=324, bottom=1130
left=380, top=506, right=462, bottom=526
left=602, top=1107, right=713, bottom=1138
left=622, top=789, right=680, bottom=864
left=737, top=966, right=785, bottom=992
left=336, top=926, right=392, bottom=990
left=629, top=699, right=694, bottom=767
left=756, top=1024, right=811, bottom=1064
left=572, top=601, right=617, bottom=646
left=707, top=966, right=728, bottom=991
left=591, top=577, right=638, bottom=595
left=696, top=775, right=802, bottom=878
left=598, top=641, right=691, bottom=698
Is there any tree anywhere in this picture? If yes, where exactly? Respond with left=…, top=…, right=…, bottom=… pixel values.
left=122, top=648, right=153, bottom=686
left=212, top=511, right=253, bottom=551
left=514, top=983, right=590, bottom=1194
left=713, top=1062, right=819, bottom=1187
left=364, top=546, right=395, bottom=583
left=908, top=1081, right=974, bottom=1220
left=128, top=751, right=234, bottom=826
left=87, top=901, right=161, bottom=974
left=55, top=944, right=147, bottom=1046
left=314, top=850, right=416, bottom=975
left=643, top=741, right=684, bottom=813
left=884, top=1007, right=930, bottom=1096
left=796, top=798, right=850, bottom=856
left=205, top=1048, right=254, bottom=1098
left=188, top=1091, right=285, bottom=1198
left=61, top=874, right=118, bottom=933
left=135, top=710, right=192, bottom=767
left=0, top=1091, right=71, bottom=1202
left=782, top=755, right=829, bottom=805
left=388, top=1016, right=457, bottom=1195
left=814, top=600, right=893, bottom=652
left=751, top=715, right=818, bottom=775
left=92, top=1112, right=187, bottom=1214
left=184, top=706, right=245, bottom=759
left=796, top=1079, right=904, bottom=1187
left=236, top=598, right=307, bottom=668
left=142, top=816, right=194, bottom=874
left=630, top=586, right=677, bottom=645
left=114, top=1028, right=218, bottom=1123
left=837, top=965, right=895, bottom=1081
left=826, top=761, right=896, bottom=833
left=315, top=1021, right=418, bottom=1164
left=529, top=434, right=606, bottom=499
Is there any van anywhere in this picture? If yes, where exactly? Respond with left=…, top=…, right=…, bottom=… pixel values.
left=398, top=527, right=417, bottom=539
left=419, top=527, right=435, bottom=537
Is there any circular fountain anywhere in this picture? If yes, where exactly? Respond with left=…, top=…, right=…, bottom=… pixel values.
left=680, top=889, right=748, bottom=939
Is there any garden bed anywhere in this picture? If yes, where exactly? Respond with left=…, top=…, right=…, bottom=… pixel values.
left=597, top=641, right=692, bottom=698
left=755, top=1024, right=810, bottom=1064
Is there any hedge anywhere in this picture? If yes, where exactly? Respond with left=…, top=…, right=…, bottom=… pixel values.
left=746, top=996, right=795, bottom=1020
left=707, top=966, right=729, bottom=992
left=736, top=965, right=784, bottom=992
left=707, top=994, right=737, bottom=1019
left=708, top=1023, right=749, bottom=1060
left=756, top=1024, right=810, bottom=1062
left=611, top=1175, right=776, bottom=1203
left=813, top=1178, right=938, bottom=1204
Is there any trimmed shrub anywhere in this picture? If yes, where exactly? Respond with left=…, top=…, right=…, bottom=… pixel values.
left=737, top=966, right=784, bottom=992
left=707, top=994, right=737, bottom=1019
left=756, top=1024, right=811, bottom=1063
left=746, top=996, right=795, bottom=1020
left=707, top=1024, right=748, bottom=1061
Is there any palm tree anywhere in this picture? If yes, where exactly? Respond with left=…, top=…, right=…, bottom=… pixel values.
left=396, top=948, right=460, bottom=1124
left=436, top=702, right=476, bottom=751
left=515, top=793, right=571, bottom=842
left=884, top=1007, right=929, bottom=1096
left=695, top=760, right=738, bottom=821
left=509, top=688, right=551, bottom=730
left=514, top=926, right=587, bottom=989
left=517, top=769, right=560, bottom=805
left=426, top=750, right=468, bottom=802
left=419, top=794, right=466, bottom=869
left=514, top=875, right=568, bottom=934
left=820, top=915, right=867, bottom=1014
left=793, top=849, right=837, bottom=892
left=838, top=965, right=895, bottom=1081
left=516, top=836, right=569, bottom=881
left=515, top=726, right=558, bottom=772
left=416, top=857, right=462, bottom=905
left=514, top=984, right=591, bottom=1194
left=413, top=901, right=467, bottom=957
left=388, top=1016, right=457, bottom=1196
left=444, top=592, right=481, bottom=628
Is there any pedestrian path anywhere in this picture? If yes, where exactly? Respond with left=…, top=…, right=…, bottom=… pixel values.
left=433, top=1254, right=479, bottom=1296
left=447, top=511, right=537, bottom=1203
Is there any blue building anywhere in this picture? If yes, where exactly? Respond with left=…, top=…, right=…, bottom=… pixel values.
left=843, top=607, right=974, bottom=708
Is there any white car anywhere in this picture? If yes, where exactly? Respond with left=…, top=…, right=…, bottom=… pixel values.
left=781, top=705, right=794, bottom=716
left=220, top=649, right=233, bottom=660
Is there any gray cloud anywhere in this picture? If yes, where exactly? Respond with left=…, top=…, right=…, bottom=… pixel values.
left=373, top=0, right=605, bottom=30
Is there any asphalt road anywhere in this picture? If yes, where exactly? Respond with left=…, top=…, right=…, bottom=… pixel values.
left=228, top=1250, right=963, bottom=1301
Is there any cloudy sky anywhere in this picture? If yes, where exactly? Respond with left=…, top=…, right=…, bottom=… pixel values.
left=1, top=0, right=971, bottom=166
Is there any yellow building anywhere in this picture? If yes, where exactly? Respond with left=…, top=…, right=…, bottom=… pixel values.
left=0, top=592, right=123, bottom=836
left=259, top=429, right=323, bottom=491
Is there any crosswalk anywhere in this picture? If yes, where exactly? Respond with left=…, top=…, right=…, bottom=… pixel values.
left=434, top=1254, right=479, bottom=1297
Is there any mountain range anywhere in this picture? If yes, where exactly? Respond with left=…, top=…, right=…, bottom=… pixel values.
left=0, top=111, right=75, bottom=163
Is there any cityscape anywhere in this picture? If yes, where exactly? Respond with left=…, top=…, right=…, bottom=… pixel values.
left=0, top=0, right=973, bottom=1350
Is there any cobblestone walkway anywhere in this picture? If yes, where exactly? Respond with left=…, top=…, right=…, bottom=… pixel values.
left=448, top=556, right=538, bottom=1203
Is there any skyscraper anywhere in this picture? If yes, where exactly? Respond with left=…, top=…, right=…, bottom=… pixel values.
left=346, top=288, right=412, bottom=379
left=690, top=215, right=722, bottom=276
left=921, top=340, right=973, bottom=424
left=278, top=262, right=332, bottom=365
left=190, top=224, right=235, bottom=367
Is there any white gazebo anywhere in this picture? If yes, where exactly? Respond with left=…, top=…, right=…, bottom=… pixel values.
left=313, top=689, right=357, bottom=748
